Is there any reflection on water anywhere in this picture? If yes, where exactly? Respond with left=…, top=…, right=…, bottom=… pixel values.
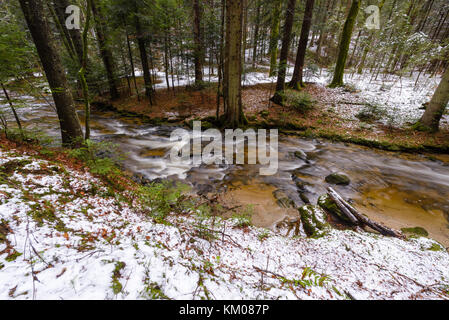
left=2, top=96, right=449, bottom=245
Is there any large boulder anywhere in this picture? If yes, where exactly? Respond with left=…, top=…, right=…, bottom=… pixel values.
left=298, top=205, right=331, bottom=238
left=325, top=173, right=350, bottom=185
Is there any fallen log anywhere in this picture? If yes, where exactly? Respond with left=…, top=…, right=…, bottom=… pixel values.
left=327, top=189, right=359, bottom=224
left=327, top=187, right=402, bottom=238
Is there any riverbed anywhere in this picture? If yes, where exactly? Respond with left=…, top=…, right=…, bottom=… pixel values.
left=2, top=94, right=449, bottom=246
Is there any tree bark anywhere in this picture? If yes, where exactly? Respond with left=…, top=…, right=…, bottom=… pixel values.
left=224, top=0, right=245, bottom=128
left=90, top=0, right=120, bottom=100
left=327, top=187, right=402, bottom=238
left=252, top=0, right=261, bottom=69
left=192, top=0, right=204, bottom=87
left=417, top=67, right=449, bottom=132
left=125, top=25, right=140, bottom=101
left=289, top=0, right=315, bottom=89
left=329, top=0, right=361, bottom=88
left=19, top=0, right=83, bottom=147
left=1, top=83, right=24, bottom=138
left=269, top=0, right=282, bottom=77
left=52, top=0, right=84, bottom=64
left=80, top=0, right=92, bottom=141
left=133, top=5, right=153, bottom=104
left=272, top=0, right=297, bottom=101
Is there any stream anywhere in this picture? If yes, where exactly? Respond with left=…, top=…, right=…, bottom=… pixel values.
left=2, top=95, right=449, bottom=246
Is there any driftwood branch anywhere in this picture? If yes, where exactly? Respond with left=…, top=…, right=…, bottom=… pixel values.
left=327, top=187, right=402, bottom=238
left=327, top=188, right=358, bottom=224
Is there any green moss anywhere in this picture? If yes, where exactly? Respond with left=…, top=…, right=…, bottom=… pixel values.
left=5, top=250, right=22, bottom=262
left=27, top=202, right=69, bottom=232
left=325, top=173, right=350, bottom=185
left=299, top=205, right=330, bottom=238
left=318, top=194, right=350, bottom=222
left=0, top=159, right=33, bottom=176
left=426, top=242, right=445, bottom=252
left=401, top=227, right=429, bottom=237
left=111, top=261, right=126, bottom=295
left=278, top=90, right=315, bottom=113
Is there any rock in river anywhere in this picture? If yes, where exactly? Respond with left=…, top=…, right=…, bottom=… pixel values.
left=325, top=173, right=351, bottom=185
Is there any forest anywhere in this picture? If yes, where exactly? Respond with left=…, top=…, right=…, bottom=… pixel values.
left=0, top=0, right=449, bottom=301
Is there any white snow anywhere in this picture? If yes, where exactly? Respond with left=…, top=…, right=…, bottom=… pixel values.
left=1, top=147, right=449, bottom=300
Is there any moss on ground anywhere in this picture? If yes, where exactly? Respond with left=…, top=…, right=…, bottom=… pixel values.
left=299, top=205, right=331, bottom=238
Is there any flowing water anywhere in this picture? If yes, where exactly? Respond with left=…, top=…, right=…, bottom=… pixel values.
left=2, top=96, right=449, bottom=246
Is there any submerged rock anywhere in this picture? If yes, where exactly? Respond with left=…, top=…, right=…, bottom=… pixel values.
left=273, top=190, right=296, bottom=209
left=299, top=192, right=310, bottom=204
left=292, top=174, right=307, bottom=192
left=318, top=194, right=350, bottom=222
left=294, top=150, right=308, bottom=162
left=299, top=205, right=331, bottom=238
left=325, top=173, right=351, bottom=185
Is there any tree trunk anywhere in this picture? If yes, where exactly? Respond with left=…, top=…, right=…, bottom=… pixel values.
left=272, top=0, right=297, bottom=102
left=134, top=8, right=153, bottom=104
left=252, top=0, right=261, bottom=68
left=193, top=0, right=204, bottom=87
left=224, top=0, right=245, bottom=128
left=269, top=0, right=282, bottom=77
left=164, top=33, right=171, bottom=92
left=90, top=0, right=120, bottom=100
left=329, top=0, right=361, bottom=88
left=217, top=0, right=226, bottom=120
left=417, top=67, right=449, bottom=132
left=1, top=83, right=24, bottom=139
left=125, top=26, right=140, bottom=101
left=289, top=0, right=315, bottom=89
left=80, top=0, right=93, bottom=141
left=19, top=0, right=83, bottom=147
left=52, top=0, right=84, bottom=64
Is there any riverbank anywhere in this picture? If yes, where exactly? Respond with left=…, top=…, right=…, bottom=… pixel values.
left=1, top=138, right=449, bottom=300
left=103, top=77, right=449, bottom=154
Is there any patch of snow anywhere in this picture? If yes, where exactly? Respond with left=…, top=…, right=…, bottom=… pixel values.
left=1, top=148, right=448, bottom=300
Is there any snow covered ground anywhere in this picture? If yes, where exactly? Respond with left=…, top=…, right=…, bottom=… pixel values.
left=141, top=59, right=445, bottom=129
left=304, top=69, right=446, bottom=127
left=1, top=147, right=449, bottom=300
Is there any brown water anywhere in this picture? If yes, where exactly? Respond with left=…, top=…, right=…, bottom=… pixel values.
left=2, top=96, right=449, bottom=246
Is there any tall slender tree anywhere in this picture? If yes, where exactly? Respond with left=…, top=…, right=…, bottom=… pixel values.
left=289, top=0, right=315, bottom=89
left=19, top=0, right=83, bottom=146
left=192, top=0, right=204, bottom=87
left=329, top=0, right=361, bottom=88
left=91, top=0, right=120, bottom=99
left=268, top=0, right=283, bottom=77
left=51, top=0, right=84, bottom=64
left=252, top=0, right=261, bottom=68
left=133, top=1, right=153, bottom=103
left=271, top=0, right=297, bottom=103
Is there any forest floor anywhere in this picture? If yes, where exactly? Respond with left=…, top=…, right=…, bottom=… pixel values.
left=105, top=70, right=449, bottom=153
left=1, top=138, right=449, bottom=300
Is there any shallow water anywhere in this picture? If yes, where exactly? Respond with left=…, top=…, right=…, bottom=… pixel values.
left=2, top=97, right=449, bottom=246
